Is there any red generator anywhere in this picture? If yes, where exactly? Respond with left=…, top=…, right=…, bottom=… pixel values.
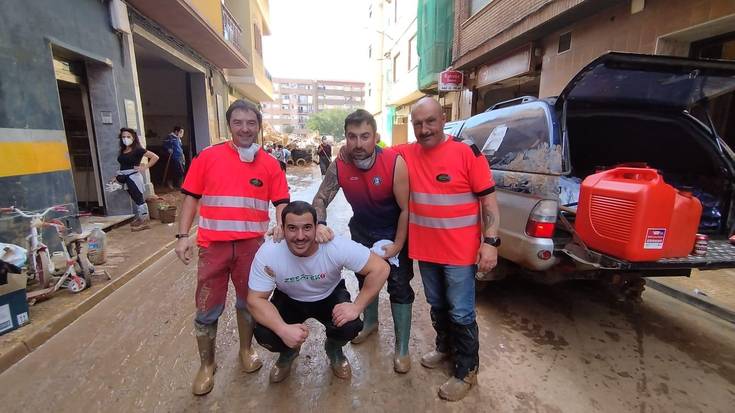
left=576, top=167, right=677, bottom=262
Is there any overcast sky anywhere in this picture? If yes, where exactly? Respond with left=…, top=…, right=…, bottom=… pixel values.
left=263, top=0, right=369, bottom=82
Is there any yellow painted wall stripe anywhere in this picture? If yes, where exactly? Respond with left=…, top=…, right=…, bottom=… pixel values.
left=0, top=141, right=72, bottom=178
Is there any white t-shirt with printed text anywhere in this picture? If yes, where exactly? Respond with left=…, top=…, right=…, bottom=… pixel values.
left=249, top=236, right=371, bottom=302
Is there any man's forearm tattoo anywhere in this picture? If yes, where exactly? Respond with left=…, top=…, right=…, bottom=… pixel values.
left=483, top=210, right=497, bottom=234
left=312, top=161, right=340, bottom=222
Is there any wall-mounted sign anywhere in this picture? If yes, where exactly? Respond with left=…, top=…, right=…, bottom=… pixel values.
left=124, top=99, right=137, bottom=130
left=476, top=45, right=532, bottom=88
left=438, top=70, right=464, bottom=92
left=100, top=111, right=113, bottom=125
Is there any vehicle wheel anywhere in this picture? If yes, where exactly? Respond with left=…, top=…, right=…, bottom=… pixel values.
left=296, top=158, right=306, bottom=167
left=603, top=274, right=645, bottom=304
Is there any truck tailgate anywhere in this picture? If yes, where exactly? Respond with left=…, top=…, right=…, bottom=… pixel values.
left=561, top=239, right=735, bottom=272
left=632, top=239, right=735, bottom=271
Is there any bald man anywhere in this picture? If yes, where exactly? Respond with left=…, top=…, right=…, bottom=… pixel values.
left=397, top=97, right=500, bottom=401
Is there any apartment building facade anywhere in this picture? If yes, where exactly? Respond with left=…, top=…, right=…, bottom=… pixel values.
left=450, top=0, right=735, bottom=130
left=365, top=0, right=424, bottom=146
left=0, top=0, right=272, bottom=244
left=263, top=78, right=364, bottom=137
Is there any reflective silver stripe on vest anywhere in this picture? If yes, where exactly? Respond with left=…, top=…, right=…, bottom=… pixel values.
left=409, top=212, right=479, bottom=229
left=199, top=217, right=269, bottom=233
left=201, top=195, right=269, bottom=211
left=410, top=192, right=477, bottom=206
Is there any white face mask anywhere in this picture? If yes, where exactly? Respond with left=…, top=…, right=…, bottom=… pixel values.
left=236, top=143, right=260, bottom=163
left=122, top=137, right=133, bottom=147
left=353, top=150, right=376, bottom=170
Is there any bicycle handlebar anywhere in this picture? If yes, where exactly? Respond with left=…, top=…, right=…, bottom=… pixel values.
left=1, top=205, right=71, bottom=219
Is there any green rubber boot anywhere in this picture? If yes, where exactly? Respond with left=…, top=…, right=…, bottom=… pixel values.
left=391, top=303, right=412, bottom=373
left=269, top=348, right=299, bottom=383
left=325, top=338, right=351, bottom=379
left=351, top=298, right=379, bottom=344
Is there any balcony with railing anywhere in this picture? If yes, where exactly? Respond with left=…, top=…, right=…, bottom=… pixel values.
left=222, top=0, right=274, bottom=101
left=222, top=5, right=245, bottom=54
left=125, top=0, right=248, bottom=69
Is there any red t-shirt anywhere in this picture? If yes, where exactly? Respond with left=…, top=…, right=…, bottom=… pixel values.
left=395, top=137, right=495, bottom=265
left=182, top=143, right=289, bottom=247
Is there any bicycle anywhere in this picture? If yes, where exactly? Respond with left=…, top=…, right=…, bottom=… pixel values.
left=1, top=205, right=95, bottom=303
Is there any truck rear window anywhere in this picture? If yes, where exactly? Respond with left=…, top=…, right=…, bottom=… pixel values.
left=459, top=102, right=562, bottom=174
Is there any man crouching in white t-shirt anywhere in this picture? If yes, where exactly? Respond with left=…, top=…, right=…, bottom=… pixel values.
left=247, top=201, right=390, bottom=382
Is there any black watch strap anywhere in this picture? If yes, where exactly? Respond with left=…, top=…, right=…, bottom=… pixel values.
left=483, top=236, right=501, bottom=247
left=175, top=233, right=189, bottom=239
left=317, top=220, right=327, bottom=226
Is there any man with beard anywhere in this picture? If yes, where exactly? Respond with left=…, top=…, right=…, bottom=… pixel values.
left=312, top=109, right=413, bottom=373
left=175, top=99, right=290, bottom=395
left=399, top=97, right=500, bottom=401
left=247, top=201, right=389, bottom=382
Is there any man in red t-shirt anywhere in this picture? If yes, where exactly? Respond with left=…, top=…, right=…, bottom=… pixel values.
left=399, top=97, right=500, bottom=401
left=175, top=100, right=290, bottom=396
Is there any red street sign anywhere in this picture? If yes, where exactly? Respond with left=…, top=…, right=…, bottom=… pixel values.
left=439, top=70, right=463, bottom=91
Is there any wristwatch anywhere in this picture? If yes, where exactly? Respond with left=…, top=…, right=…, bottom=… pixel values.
left=317, top=220, right=327, bottom=226
left=483, top=236, right=501, bottom=247
left=175, top=233, right=189, bottom=239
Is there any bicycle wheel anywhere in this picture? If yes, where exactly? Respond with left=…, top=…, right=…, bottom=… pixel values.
left=66, top=275, right=86, bottom=293
left=35, top=253, right=52, bottom=289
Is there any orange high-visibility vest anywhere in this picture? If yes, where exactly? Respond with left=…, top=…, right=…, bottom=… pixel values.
left=182, top=143, right=290, bottom=247
left=396, top=137, right=495, bottom=265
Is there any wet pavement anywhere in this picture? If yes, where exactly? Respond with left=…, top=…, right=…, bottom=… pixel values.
left=0, top=165, right=734, bottom=412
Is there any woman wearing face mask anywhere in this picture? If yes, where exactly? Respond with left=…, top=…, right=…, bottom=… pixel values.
left=114, top=128, right=159, bottom=231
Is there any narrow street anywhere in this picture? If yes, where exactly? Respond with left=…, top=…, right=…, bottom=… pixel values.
left=0, top=166, right=734, bottom=412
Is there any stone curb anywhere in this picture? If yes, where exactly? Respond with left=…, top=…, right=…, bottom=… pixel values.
left=0, top=228, right=194, bottom=374
left=646, top=278, right=735, bottom=324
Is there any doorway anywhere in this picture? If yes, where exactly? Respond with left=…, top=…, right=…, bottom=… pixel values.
left=133, top=37, right=201, bottom=192
left=55, top=59, right=104, bottom=212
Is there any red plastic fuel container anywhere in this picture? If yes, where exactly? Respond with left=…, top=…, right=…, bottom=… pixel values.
left=576, top=167, right=676, bottom=262
left=663, top=190, right=702, bottom=258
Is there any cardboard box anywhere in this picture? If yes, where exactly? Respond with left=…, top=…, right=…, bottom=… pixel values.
left=0, top=273, right=29, bottom=336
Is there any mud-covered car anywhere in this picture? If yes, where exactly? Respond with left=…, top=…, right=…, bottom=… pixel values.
left=453, top=52, right=735, bottom=299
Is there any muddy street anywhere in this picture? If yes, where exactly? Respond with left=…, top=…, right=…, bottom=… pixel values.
left=0, top=166, right=733, bottom=412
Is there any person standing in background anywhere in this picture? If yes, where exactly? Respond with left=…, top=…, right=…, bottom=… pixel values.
left=318, top=136, right=332, bottom=177
left=163, top=126, right=186, bottom=189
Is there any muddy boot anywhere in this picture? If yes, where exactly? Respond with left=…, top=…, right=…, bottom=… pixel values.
left=131, top=204, right=151, bottom=231
left=391, top=303, right=412, bottom=373
left=235, top=309, right=262, bottom=373
left=351, top=298, right=378, bottom=344
left=325, top=338, right=351, bottom=379
left=421, top=350, right=450, bottom=369
left=130, top=218, right=150, bottom=232
left=269, top=348, right=299, bottom=383
left=438, top=321, right=480, bottom=401
left=192, top=322, right=217, bottom=396
left=438, top=368, right=478, bottom=401
left=421, top=309, right=451, bottom=369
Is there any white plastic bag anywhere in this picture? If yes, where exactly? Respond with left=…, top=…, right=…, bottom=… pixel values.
left=0, top=243, right=27, bottom=268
